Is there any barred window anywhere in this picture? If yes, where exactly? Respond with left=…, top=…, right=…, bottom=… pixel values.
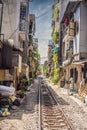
left=20, top=3, right=27, bottom=19
left=19, top=2, right=27, bottom=31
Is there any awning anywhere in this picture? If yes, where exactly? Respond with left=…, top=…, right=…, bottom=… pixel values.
left=7, top=39, right=14, bottom=46
left=22, top=63, right=28, bottom=67
left=73, top=60, right=87, bottom=65
left=13, top=46, right=23, bottom=52
left=60, top=1, right=81, bottom=22
left=2, top=40, right=14, bottom=48
left=60, top=53, right=79, bottom=68
left=1, top=39, right=14, bottom=47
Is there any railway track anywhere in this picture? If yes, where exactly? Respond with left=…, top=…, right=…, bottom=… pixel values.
left=38, top=80, right=74, bottom=130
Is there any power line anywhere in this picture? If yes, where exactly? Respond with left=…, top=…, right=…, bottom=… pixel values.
left=8, top=25, right=19, bottom=39
left=36, top=6, right=52, bottom=19
left=4, top=2, right=52, bottom=39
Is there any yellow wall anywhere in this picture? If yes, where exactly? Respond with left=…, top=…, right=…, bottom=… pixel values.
left=0, top=70, right=5, bottom=81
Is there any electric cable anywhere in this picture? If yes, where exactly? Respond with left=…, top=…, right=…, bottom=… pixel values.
left=36, top=6, right=52, bottom=19
left=8, top=25, right=19, bottom=39
left=5, top=2, right=52, bottom=39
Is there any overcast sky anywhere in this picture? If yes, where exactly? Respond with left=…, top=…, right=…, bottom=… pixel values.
left=29, top=0, right=52, bottom=64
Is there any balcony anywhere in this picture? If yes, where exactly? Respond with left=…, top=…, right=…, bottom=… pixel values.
left=63, top=21, right=75, bottom=42
left=29, top=14, right=35, bottom=35
left=60, top=1, right=82, bottom=22
left=63, top=47, right=73, bottom=66
left=19, top=33, right=26, bottom=42
left=29, top=24, right=32, bottom=33
left=29, top=24, right=35, bottom=35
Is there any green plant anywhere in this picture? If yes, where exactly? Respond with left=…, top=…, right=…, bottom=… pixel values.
left=34, top=49, right=40, bottom=60
left=54, top=8, right=60, bottom=21
left=21, top=78, right=28, bottom=85
left=52, top=78, right=58, bottom=85
left=53, top=53, right=58, bottom=63
left=20, top=89, right=26, bottom=96
left=53, top=31, right=59, bottom=44
left=54, top=68, right=59, bottom=75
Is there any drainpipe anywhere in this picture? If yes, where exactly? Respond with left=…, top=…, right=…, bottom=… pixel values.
left=0, top=1, right=4, bottom=36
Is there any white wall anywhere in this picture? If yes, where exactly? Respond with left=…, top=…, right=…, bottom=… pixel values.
left=2, top=0, right=17, bottom=45
left=1, top=0, right=29, bottom=72
left=73, top=6, right=80, bottom=56
left=60, top=0, right=69, bottom=22
left=2, top=0, right=29, bottom=48
left=16, top=0, right=29, bottom=48
left=80, top=2, right=87, bottom=53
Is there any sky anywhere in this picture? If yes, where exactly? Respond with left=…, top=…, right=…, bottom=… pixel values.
left=29, top=0, right=52, bottom=64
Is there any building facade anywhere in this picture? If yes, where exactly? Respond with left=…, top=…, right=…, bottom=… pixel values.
left=0, top=0, right=31, bottom=86
left=59, top=0, right=87, bottom=93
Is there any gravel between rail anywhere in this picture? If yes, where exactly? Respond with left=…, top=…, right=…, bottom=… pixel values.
left=49, top=83, right=87, bottom=130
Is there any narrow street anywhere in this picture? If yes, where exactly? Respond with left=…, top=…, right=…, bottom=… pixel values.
left=0, top=0, right=87, bottom=130
left=0, top=79, right=87, bottom=130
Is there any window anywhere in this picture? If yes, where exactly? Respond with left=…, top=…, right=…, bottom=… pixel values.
left=20, top=3, right=27, bottom=19
left=74, top=21, right=79, bottom=35
left=70, top=69, right=73, bottom=78
left=19, top=2, right=27, bottom=31
left=29, top=20, right=33, bottom=33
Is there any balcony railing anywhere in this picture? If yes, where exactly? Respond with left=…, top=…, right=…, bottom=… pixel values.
left=63, top=48, right=73, bottom=62
left=62, top=26, right=68, bottom=39
left=62, top=21, right=75, bottom=40
left=60, top=0, right=82, bottom=22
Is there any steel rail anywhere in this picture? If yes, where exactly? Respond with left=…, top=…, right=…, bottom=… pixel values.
left=47, top=85, right=74, bottom=130
left=38, top=84, right=41, bottom=130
